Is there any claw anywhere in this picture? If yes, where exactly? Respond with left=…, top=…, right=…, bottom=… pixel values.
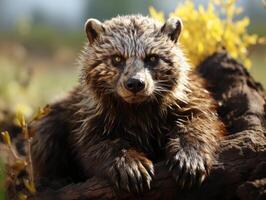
left=199, top=174, right=206, bottom=185
left=179, top=178, right=186, bottom=189
left=127, top=168, right=140, bottom=193
left=109, top=152, right=154, bottom=194
left=190, top=172, right=197, bottom=188
left=126, top=185, right=131, bottom=192
left=119, top=168, right=130, bottom=192
left=134, top=184, right=140, bottom=194
left=115, top=181, right=120, bottom=190
left=147, top=179, right=151, bottom=190
left=139, top=181, right=143, bottom=192
left=178, top=165, right=187, bottom=189
left=175, top=173, right=180, bottom=182
left=150, top=166, right=155, bottom=176
left=165, top=159, right=170, bottom=166
left=169, top=163, right=174, bottom=171
left=142, top=161, right=154, bottom=177
left=137, top=160, right=152, bottom=190
left=136, top=173, right=143, bottom=190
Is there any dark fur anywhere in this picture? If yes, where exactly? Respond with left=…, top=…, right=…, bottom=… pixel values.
left=31, top=15, right=225, bottom=193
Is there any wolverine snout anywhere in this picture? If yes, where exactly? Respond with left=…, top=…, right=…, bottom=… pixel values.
left=117, top=61, right=155, bottom=103
left=124, top=78, right=145, bottom=93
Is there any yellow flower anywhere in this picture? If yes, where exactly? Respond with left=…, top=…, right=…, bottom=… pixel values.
left=148, top=7, right=164, bottom=23
left=149, top=0, right=258, bottom=68
left=14, top=103, right=33, bottom=120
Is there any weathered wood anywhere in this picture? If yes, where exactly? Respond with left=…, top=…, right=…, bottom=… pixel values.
left=32, top=52, right=266, bottom=200
left=33, top=131, right=265, bottom=200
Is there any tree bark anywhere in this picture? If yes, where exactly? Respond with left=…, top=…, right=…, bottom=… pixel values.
left=33, top=52, right=266, bottom=200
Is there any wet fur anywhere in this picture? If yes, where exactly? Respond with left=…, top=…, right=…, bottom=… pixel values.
left=31, top=15, right=225, bottom=192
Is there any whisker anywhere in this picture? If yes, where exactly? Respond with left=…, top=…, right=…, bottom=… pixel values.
left=155, top=79, right=171, bottom=83
left=153, top=90, right=165, bottom=98
left=150, top=94, right=159, bottom=104
left=155, top=88, right=169, bottom=93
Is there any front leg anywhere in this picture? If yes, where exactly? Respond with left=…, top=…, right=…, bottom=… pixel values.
left=76, top=137, right=154, bottom=193
left=166, top=112, right=223, bottom=188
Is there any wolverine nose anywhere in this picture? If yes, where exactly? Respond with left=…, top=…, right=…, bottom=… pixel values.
left=125, top=78, right=145, bottom=93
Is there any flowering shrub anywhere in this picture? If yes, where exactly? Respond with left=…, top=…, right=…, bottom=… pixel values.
left=0, top=106, right=51, bottom=200
left=149, top=0, right=258, bottom=67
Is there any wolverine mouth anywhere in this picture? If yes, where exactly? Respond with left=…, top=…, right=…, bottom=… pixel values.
left=122, top=94, right=149, bottom=104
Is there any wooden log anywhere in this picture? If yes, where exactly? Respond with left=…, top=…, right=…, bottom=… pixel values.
left=31, top=52, right=266, bottom=200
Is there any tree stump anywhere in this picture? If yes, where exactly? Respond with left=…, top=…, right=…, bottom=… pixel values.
left=31, top=52, right=266, bottom=200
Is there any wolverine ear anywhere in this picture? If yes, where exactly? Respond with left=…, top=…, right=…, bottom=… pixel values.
left=84, top=18, right=105, bottom=44
left=161, top=17, right=183, bottom=43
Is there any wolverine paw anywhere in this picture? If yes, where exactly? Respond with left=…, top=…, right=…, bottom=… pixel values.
left=166, top=149, right=210, bottom=189
left=108, top=149, right=154, bottom=193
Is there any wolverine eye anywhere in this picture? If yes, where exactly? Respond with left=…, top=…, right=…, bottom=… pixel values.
left=114, top=56, right=121, bottom=63
left=144, top=54, right=159, bottom=67
left=111, top=55, right=125, bottom=67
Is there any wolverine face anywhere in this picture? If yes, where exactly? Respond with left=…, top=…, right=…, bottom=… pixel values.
left=114, top=55, right=155, bottom=103
left=81, top=15, right=189, bottom=104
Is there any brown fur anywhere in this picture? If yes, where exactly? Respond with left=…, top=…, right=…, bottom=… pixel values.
left=31, top=15, right=225, bottom=193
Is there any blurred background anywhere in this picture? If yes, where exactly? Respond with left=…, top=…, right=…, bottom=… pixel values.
left=0, top=1, right=265, bottom=198
left=0, top=0, right=265, bottom=119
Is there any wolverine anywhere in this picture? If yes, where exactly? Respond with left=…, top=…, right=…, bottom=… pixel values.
left=31, top=15, right=224, bottom=193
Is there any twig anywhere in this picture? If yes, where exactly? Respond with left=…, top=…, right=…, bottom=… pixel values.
left=26, top=138, right=34, bottom=184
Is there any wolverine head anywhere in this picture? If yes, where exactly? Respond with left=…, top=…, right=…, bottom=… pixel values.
left=81, top=15, right=190, bottom=104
